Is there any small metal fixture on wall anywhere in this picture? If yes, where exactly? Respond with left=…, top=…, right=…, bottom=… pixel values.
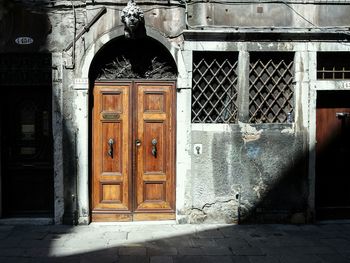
left=121, top=0, right=146, bottom=39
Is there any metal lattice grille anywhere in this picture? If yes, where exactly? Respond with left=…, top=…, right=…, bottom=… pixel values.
left=0, top=53, right=52, bottom=86
left=192, top=52, right=238, bottom=123
left=249, top=53, right=294, bottom=123
left=317, top=52, right=350, bottom=80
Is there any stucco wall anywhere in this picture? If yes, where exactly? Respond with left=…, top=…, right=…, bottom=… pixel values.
left=183, top=125, right=308, bottom=223
left=188, top=2, right=350, bottom=28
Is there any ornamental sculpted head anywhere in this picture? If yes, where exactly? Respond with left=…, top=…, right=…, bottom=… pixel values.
left=121, top=0, right=145, bottom=39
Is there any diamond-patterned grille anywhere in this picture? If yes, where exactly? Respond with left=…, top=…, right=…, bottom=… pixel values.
left=249, top=53, right=294, bottom=123
left=192, top=52, right=238, bottom=123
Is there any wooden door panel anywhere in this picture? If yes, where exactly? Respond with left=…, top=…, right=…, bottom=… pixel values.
left=92, top=84, right=131, bottom=215
left=135, top=83, right=175, bottom=214
left=143, top=121, right=165, bottom=173
left=102, top=122, right=122, bottom=173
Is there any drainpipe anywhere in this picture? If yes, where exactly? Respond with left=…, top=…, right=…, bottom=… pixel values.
left=236, top=186, right=242, bottom=224
left=179, top=0, right=191, bottom=29
left=65, top=7, right=107, bottom=52
left=72, top=130, right=79, bottom=225
left=65, top=1, right=76, bottom=70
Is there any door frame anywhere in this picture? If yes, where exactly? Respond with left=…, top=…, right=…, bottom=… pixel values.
left=90, top=80, right=177, bottom=222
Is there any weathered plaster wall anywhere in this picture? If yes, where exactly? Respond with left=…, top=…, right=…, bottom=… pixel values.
left=188, top=2, right=350, bottom=27
left=185, top=125, right=308, bottom=224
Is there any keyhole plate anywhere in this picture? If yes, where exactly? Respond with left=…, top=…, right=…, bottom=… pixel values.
left=193, top=144, right=202, bottom=155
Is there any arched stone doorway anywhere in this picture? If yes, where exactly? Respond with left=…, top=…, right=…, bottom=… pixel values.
left=89, top=36, right=178, bottom=221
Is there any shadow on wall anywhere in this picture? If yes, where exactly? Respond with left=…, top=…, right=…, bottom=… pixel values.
left=0, top=0, right=51, bottom=51
left=238, top=91, right=350, bottom=223
left=191, top=126, right=309, bottom=225
left=0, top=1, right=56, bottom=219
left=0, top=1, right=78, bottom=223
left=236, top=129, right=309, bottom=224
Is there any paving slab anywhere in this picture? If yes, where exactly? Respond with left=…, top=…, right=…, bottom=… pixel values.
left=280, top=254, right=324, bottom=263
left=148, top=246, right=178, bottom=256
left=248, top=255, right=280, bottom=263
left=151, top=256, right=174, bottom=263
left=119, top=246, right=147, bottom=256
left=178, top=247, right=203, bottom=255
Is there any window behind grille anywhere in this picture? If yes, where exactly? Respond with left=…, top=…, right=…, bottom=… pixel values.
left=249, top=52, right=294, bottom=123
left=317, top=52, right=350, bottom=80
left=192, top=51, right=238, bottom=123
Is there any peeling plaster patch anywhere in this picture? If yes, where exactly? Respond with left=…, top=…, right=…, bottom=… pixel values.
left=238, top=121, right=263, bottom=143
left=188, top=208, right=207, bottom=223
left=281, top=127, right=294, bottom=134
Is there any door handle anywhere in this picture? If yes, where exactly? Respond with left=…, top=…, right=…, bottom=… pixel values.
left=151, top=138, right=157, bottom=158
left=336, top=112, right=350, bottom=118
left=108, top=138, right=114, bottom=158
left=135, top=139, right=141, bottom=147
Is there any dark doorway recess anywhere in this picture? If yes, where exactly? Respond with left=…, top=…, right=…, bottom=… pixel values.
left=316, top=91, right=350, bottom=220
left=0, top=53, right=53, bottom=217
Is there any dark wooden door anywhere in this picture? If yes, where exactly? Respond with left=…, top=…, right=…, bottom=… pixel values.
left=92, top=81, right=175, bottom=221
left=316, top=91, right=350, bottom=220
left=1, top=87, right=53, bottom=216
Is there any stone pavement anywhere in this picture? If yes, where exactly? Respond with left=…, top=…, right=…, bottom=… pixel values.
left=0, top=222, right=350, bottom=263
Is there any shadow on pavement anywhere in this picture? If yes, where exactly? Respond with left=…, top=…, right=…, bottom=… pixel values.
left=1, top=223, right=350, bottom=262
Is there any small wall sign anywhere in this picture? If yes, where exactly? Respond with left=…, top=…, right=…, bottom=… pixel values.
left=15, top=37, right=34, bottom=45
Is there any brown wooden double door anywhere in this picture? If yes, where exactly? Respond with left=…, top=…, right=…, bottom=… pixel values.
left=92, top=81, right=176, bottom=221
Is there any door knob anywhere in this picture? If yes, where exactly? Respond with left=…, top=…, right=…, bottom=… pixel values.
left=135, top=139, right=141, bottom=147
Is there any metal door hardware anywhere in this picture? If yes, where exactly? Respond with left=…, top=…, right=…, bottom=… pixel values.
left=135, top=139, right=141, bottom=147
left=336, top=112, right=350, bottom=118
left=151, top=138, right=157, bottom=158
left=108, top=138, right=114, bottom=158
left=193, top=144, right=202, bottom=155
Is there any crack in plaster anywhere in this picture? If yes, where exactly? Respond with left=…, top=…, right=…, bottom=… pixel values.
left=201, top=198, right=237, bottom=211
